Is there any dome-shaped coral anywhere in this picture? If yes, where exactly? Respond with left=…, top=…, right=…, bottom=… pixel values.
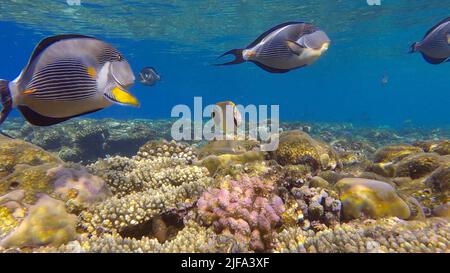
left=270, top=130, right=340, bottom=171
left=393, top=153, right=442, bottom=179
left=335, top=178, right=411, bottom=220
left=0, top=195, right=77, bottom=248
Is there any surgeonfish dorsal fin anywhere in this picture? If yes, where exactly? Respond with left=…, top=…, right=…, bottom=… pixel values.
left=424, top=17, right=450, bottom=39
left=21, top=34, right=97, bottom=79
left=246, top=21, right=305, bottom=49
left=286, top=40, right=305, bottom=55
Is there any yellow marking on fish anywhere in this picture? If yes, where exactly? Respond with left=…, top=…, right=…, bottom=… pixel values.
left=23, top=89, right=36, bottom=95
left=247, top=51, right=256, bottom=58
left=216, top=101, right=235, bottom=107
left=111, top=87, right=139, bottom=107
left=87, top=67, right=97, bottom=79
left=447, top=33, right=450, bottom=44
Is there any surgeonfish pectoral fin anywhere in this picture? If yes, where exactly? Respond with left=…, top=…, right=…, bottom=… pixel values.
left=286, top=40, right=305, bottom=56
left=109, top=87, right=140, bottom=107
left=215, top=49, right=245, bottom=66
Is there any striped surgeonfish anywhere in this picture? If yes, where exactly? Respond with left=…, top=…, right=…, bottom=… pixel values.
left=0, top=34, right=139, bottom=127
left=216, top=22, right=330, bottom=73
left=410, top=17, right=450, bottom=64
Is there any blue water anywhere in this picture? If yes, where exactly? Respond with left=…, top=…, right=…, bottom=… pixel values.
left=0, top=0, right=449, bottom=128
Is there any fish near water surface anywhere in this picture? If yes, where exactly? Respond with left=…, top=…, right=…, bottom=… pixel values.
left=216, top=21, right=331, bottom=73
left=410, top=17, right=450, bottom=64
left=0, top=34, right=139, bottom=127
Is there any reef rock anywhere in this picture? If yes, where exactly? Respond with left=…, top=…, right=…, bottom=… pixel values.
left=335, top=178, right=411, bottom=220
left=415, top=140, right=450, bottom=156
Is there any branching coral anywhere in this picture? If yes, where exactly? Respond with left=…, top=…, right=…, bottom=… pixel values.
left=135, top=140, right=197, bottom=164
left=197, top=176, right=285, bottom=252
left=80, top=153, right=213, bottom=235
left=32, top=220, right=218, bottom=253
left=275, top=217, right=449, bottom=253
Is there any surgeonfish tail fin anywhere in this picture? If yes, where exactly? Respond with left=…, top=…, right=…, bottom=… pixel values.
left=409, top=42, right=419, bottom=54
left=215, top=49, right=245, bottom=66
left=0, top=80, right=12, bottom=127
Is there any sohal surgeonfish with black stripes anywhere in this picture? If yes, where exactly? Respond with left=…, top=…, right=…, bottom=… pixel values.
left=216, top=21, right=330, bottom=73
left=410, top=17, right=450, bottom=64
left=0, top=34, right=139, bottom=127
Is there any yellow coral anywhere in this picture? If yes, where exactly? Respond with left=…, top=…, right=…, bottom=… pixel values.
left=0, top=206, right=19, bottom=238
left=373, top=145, right=423, bottom=164
left=335, top=178, right=411, bottom=220
left=0, top=195, right=77, bottom=248
left=197, top=151, right=264, bottom=174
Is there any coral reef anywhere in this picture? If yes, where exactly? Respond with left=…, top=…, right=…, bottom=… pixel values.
left=0, top=120, right=449, bottom=253
left=3, top=118, right=171, bottom=163
left=197, top=176, right=285, bottom=252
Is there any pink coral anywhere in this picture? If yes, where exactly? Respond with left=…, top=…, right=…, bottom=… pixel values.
left=197, top=176, right=285, bottom=252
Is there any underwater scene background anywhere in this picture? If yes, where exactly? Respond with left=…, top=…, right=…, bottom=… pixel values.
left=0, top=0, right=449, bottom=253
